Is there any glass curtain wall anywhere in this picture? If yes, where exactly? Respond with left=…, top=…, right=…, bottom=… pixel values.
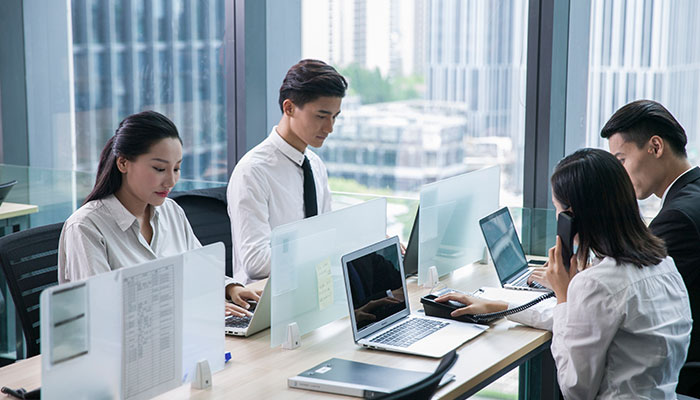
left=584, top=0, right=700, bottom=217
left=301, top=0, right=528, bottom=239
left=35, top=0, right=227, bottom=181
left=301, top=1, right=528, bottom=397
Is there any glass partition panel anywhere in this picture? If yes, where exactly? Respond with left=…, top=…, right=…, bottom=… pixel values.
left=40, top=243, right=224, bottom=399
left=270, top=198, right=386, bottom=348
left=418, top=166, right=500, bottom=284
left=513, top=207, right=557, bottom=257
left=0, top=163, right=225, bottom=228
left=0, top=164, right=226, bottom=362
left=331, top=191, right=418, bottom=244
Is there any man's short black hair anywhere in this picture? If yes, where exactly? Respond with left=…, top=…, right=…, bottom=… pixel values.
left=600, top=99, right=687, bottom=158
left=278, top=59, right=348, bottom=113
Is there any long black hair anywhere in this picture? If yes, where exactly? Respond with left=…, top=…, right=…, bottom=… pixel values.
left=550, top=148, right=666, bottom=268
left=84, top=111, right=182, bottom=204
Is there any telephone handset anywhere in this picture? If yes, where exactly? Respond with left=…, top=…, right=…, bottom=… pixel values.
left=421, top=291, right=554, bottom=324
left=557, top=211, right=576, bottom=272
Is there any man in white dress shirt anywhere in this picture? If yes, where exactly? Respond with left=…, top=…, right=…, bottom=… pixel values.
left=227, top=60, right=347, bottom=284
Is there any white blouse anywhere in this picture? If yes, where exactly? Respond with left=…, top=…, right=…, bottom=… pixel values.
left=508, top=256, right=692, bottom=399
left=58, top=194, right=236, bottom=287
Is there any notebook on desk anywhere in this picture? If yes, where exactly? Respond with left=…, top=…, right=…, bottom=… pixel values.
left=225, top=280, right=271, bottom=337
left=288, top=357, right=455, bottom=397
left=341, top=236, right=486, bottom=358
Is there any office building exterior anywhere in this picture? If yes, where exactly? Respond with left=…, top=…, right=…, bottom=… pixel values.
left=317, top=100, right=469, bottom=192
left=69, top=0, right=227, bottom=181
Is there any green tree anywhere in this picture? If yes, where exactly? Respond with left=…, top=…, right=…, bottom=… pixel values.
left=341, top=64, right=424, bottom=104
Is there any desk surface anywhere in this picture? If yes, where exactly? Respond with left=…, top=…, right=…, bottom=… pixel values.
left=0, top=262, right=551, bottom=399
left=0, top=202, right=38, bottom=220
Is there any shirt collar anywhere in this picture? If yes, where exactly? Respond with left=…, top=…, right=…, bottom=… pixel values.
left=101, top=194, right=160, bottom=232
left=661, top=167, right=694, bottom=204
left=269, top=126, right=306, bottom=167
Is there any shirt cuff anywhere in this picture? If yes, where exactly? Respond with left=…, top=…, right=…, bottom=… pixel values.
left=504, top=297, right=557, bottom=331
left=225, top=275, right=243, bottom=288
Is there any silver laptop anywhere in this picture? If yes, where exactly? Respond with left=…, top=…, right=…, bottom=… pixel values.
left=479, top=207, right=551, bottom=292
left=225, top=280, right=271, bottom=337
left=341, top=236, right=486, bottom=358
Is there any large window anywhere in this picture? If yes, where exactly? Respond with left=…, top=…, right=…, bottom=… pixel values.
left=26, top=0, right=227, bottom=182
left=301, top=1, right=528, bottom=397
left=302, top=0, right=528, bottom=234
left=584, top=0, right=700, bottom=217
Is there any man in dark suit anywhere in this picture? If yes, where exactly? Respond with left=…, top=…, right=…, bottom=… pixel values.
left=601, top=99, right=700, bottom=396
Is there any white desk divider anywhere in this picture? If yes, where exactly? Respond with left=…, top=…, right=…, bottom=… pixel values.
left=270, top=198, right=387, bottom=348
left=40, top=243, right=225, bottom=400
left=418, top=166, right=500, bottom=285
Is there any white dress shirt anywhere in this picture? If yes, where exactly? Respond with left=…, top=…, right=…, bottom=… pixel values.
left=227, top=127, right=332, bottom=284
left=58, top=194, right=237, bottom=287
left=661, top=166, right=694, bottom=205
left=508, top=256, right=692, bottom=399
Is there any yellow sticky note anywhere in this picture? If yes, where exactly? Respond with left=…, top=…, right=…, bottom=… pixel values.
left=316, top=258, right=334, bottom=310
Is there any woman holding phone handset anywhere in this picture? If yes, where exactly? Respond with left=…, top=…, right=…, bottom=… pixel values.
left=58, top=111, right=259, bottom=317
left=437, top=148, right=692, bottom=398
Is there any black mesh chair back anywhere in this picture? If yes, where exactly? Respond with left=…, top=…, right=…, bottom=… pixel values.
left=169, top=186, right=233, bottom=277
left=678, top=361, right=700, bottom=398
left=0, top=222, right=63, bottom=358
left=375, top=350, right=458, bottom=400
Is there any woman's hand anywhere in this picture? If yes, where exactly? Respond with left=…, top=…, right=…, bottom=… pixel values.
left=528, top=264, right=552, bottom=289
left=546, top=236, right=579, bottom=303
left=435, top=292, right=508, bottom=317
left=225, top=285, right=262, bottom=317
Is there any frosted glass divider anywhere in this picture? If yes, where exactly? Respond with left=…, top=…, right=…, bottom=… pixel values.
left=270, top=198, right=387, bottom=348
left=40, top=243, right=225, bottom=399
left=418, top=166, right=500, bottom=285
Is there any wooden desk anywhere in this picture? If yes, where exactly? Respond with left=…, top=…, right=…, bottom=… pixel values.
left=0, top=202, right=38, bottom=234
left=0, top=262, right=553, bottom=399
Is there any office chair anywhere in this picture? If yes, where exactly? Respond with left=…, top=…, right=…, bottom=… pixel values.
left=0, top=222, right=63, bottom=358
left=375, top=350, right=458, bottom=400
left=169, top=186, right=234, bottom=277
left=677, top=361, right=700, bottom=399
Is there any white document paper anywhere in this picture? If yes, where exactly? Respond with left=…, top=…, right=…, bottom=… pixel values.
left=122, top=262, right=183, bottom=400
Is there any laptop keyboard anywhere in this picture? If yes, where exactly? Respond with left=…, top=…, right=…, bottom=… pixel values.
left=226, top=315, right=251, bottom=329
left=512, top=273, right=546, bottom=289
left=369, top=318, right=448, bottom=348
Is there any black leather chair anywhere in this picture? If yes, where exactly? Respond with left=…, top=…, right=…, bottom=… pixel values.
left=169, top=186, right=233, bottom=277
left=375, top=350, right=458, bottom=400
left=0, top=222, right=63, bottom=358
left=678, top=361, right=700, bottom=399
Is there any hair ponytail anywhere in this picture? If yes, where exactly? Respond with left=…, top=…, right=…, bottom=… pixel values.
left=83, top=111, right=182, bottom=204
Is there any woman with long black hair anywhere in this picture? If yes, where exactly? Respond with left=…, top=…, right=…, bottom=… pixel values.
left=58, top=110, right=258, bottom=317
left=438, top=148, right=692, bottom=398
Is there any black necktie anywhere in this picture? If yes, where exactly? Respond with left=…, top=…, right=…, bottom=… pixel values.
left=302, top=156, right=318, bottom=218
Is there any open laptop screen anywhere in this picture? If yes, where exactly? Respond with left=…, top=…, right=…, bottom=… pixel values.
left=479, top=207, right=528, bottom=284
left=345, top=240, right=407, bottom=331
left=403, top=208, right=419, bottom=277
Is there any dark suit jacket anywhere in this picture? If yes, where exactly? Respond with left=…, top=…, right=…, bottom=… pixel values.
left=649, top=166, right=700, bottom=365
